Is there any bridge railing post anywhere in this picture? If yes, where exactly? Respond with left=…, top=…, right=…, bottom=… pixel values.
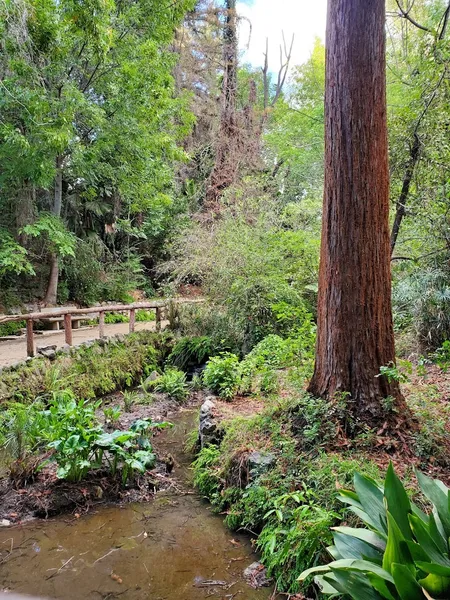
left=129, top=308, right=135, bottom=333
left=26, top=319, right=35, bottom=357
left=99, top=311, right=105, bottom=339
left=64, top=313, right=73, bottom=346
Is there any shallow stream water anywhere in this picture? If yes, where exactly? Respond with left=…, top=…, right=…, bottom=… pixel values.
left=0, top=409, right=273, bottom=600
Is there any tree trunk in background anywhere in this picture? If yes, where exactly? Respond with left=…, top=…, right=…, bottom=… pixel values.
left=15, top=181, right=35, bottom=246
left=307, top=0, right=403, bottom=426
left=390, top=132, right=420, bottom=254
left=204, top=0, right=238, bottom=210
left=43, top=155, right=63, bottom=305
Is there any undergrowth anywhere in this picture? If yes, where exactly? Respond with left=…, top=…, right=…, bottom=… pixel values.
left=192, top=393, right=382, bottom=595
left=0, top=331, right=173, bottom=403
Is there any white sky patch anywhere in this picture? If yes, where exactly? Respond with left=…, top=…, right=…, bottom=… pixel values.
left=237, top=0, right=327, bottom=71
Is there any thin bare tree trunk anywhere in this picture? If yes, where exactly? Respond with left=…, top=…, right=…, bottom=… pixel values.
left=308, top=0, right=403, bottom=426
left=205, top=0, right=238, bottom=210
left=44, top=155, right=63, bottom=305
left=390, top=133, right=420, bottom=254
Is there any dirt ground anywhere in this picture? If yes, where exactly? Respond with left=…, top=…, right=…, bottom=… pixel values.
left=0, top=321, right=164, bottom=369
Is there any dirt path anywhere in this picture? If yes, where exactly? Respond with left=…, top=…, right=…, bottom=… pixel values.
left=0, top=321, right=164, bottom=369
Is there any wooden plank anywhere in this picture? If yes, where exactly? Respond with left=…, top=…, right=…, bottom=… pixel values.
left=26, top=319, right=35, bottom=357
left=129, top=308, right=136, bottom=333
left=64, top=313, right=73, bottom=346
left=0, top=298, right=205, bottom=324
left=99, top=311, right=105, bottom=339
left=155, top=307, right=161, bottom=333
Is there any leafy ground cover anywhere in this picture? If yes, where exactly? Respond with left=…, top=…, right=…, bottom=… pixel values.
left=0, top=331, right=173, bottom=403
left=191, top=334, right=450, bottom=597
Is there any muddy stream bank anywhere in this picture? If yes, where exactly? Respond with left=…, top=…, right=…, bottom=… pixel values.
left=0, top=409, right=273, bottom=600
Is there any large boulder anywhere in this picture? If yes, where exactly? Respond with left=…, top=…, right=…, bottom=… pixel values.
left=247, top=451, right=276, bottom=480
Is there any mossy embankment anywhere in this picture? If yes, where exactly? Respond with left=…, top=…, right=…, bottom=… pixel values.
left=190, top=359, right=450, bottom=597
left=0, top=331, right=174, bottom=404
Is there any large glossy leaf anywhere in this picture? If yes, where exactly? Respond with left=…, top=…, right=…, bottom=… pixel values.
left=428, top=512, right=448, bottom=555
left=354, top=473, right=388, bottom=535
left=327, top=569, right=385, bottom=600
left=367, top=573, right=397, bottom=600
left=385, top=462, right=412, bottom=541
left=409, top=514, right=450, bottom=567
left=416, top=470, right=450, bottom=539
left=416, top=561, right=450, bottom=577
left=383, top=512, right=414, bottom=575
left=392, top=563, right=426, bottom=600
left=419, top=572, right=450, bottom=596
left=333, top=531, right=383, bottom=562
left=407, top=540, right=434, bottom=563
left=315, top=573, right=340, bottom=594
left=299, top=559, right=394, bottom=583
left=333, top=527, right=387, bottom=551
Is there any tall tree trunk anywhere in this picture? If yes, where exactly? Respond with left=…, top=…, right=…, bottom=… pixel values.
left=204, top=0, right=238, bottom=210
left=307, top=0, right=403, bottom=426
left=44, top=155, right=63, bottom=305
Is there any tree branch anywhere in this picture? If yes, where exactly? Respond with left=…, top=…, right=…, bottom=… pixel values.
left=395, top=0, right=431, bottom=32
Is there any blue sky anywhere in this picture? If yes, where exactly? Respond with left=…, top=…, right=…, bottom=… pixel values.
left=237, top=0, right=327, bottom=72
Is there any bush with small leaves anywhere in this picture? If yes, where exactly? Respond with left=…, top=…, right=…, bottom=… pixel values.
left=203, top=353, right=240, bottom=400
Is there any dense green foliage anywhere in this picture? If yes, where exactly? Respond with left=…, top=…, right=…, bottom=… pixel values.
left=192, top=393, right=382, bottom=594
left=0, top=389, right=169, bottom=484
left=0, top=0, right=194, bottom=306
left=300, top=464, right=450, bottom=599
left=0, top=331, right=163, bottom=403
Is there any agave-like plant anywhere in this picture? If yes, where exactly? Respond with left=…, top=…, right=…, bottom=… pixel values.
left=299, top=463, right=450, bottom=599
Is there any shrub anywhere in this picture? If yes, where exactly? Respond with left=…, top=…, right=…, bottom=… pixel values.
left=0, top=320, right=26, bottom=337
left=392, top=266, right=450, bottom=351
left=166, top=336, right=218, bottom=370
left=300, top=463, right=450, bottom=599
left=104, top=312, right=129, bottom=324
left=203, top=353, right=241, bottom=400
left=1, top=391, right=168, bottom=484
left=122, top=390, right=139, bottom=412
left=152, top=368, right=189, bottom=402
left=166, top=195, right=319, bottom=353
left=0, top=331, right=161, bottom=403
left=103, top=406, right=121, bottom=425
left=136, top=309, right=155, bottom=322
left=433, top=340, right=450, bottom=371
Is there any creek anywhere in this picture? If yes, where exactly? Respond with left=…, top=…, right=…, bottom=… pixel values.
left=0, top=409, right=273, bottom=600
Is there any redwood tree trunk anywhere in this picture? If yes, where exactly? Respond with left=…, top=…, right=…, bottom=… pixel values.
left=307, top=0, right=402, bottom=424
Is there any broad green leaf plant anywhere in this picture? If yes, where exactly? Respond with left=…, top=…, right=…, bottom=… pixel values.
left=299, top=464, right=450, bottom=599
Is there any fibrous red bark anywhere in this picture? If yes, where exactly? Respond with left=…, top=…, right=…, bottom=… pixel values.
left=308, top=0, right=403, bottom=425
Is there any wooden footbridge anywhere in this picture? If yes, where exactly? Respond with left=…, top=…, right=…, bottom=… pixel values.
left=0, top=298, right=203, bottom=359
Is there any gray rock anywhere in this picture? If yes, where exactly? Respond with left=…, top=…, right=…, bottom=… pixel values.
left=247, top=451, right=276, bottom=479
left=199, top=398, right=221, bottom=448
left=243, top=562, right=271, bottom=588
left=36, top=345, right=57, bottom=360
left=142, top=371, right=160, bottom=392
left=0, top=519, right=11, bottom=527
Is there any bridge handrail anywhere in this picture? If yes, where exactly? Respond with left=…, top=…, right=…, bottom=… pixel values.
left=0, top=297, right=204, bottom=358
